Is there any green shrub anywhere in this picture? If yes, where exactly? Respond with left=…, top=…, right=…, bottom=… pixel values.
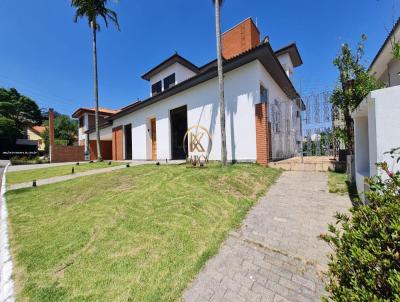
left=54, top=139, right=68, bottom=146
left=10, top=156, right=49, bottom=165
left=321, top=148, right=400, bottom=301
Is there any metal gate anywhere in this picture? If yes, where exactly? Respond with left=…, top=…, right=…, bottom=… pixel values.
left=269, top=97, right=302, bottom=161
left=302, top=92, right=334, bottom=157
left=268, top=92, right=340, bottom=162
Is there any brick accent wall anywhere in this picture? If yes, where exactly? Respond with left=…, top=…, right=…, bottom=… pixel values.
left=51, top=145, right=85, bottom=163
left=89, top=140, right=112, bottom=161
left=222, top=18, right=260, bottom=60
left=255, top=103, right=270, bottom=166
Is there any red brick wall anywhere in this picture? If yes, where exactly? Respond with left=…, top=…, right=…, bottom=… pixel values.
left=52, top=145, right=85, bottom=163
left=222, top=18, right=260, bottom=60
left=89, top=140, right=112, bottom=161
left=255, top=103, right=270, bottom=166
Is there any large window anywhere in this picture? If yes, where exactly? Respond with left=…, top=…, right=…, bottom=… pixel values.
left=151, top=81, right=162, bottom=95
left=79, top=116, right=84, bottom=128
left=163, top=73, right=176, bottom=90
left=260, top=85, right=269, bottom=103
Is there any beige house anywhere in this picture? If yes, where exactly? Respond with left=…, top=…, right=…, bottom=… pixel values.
left=27, top=126, right=46, bottom=151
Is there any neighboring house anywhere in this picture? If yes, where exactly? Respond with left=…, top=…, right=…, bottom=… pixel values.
left=352, top=18, right=400, bottom=197
left=76, top=18, right=304, bottom=164
left=72, top=107, right=119, bottom=160
left=27, top=126, right=46, bottom=152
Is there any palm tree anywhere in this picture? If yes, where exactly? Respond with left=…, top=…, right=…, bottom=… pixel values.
left=213, top=0, right=227, bottom=165
left=71, top=0, right=120, bottom=161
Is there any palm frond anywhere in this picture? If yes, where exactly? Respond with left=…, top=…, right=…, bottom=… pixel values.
left=71, top=0, right=120, bottom=31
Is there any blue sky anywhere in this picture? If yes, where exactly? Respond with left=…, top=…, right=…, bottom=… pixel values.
left=0, top=0, right=398, bottom=115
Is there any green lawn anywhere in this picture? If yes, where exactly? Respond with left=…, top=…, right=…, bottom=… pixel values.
left=6, top=162, right=124, bottom=185
left=328, top=171, right=350, bottom=195
left=6, top=163, right=281, bottom=302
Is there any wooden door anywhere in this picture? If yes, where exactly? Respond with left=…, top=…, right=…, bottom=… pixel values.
left=112, top=126, right=123, bottom=160
left=150, top=118, right=157, bottom=160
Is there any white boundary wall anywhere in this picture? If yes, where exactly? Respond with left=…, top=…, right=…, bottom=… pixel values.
left=0, top=164, right=15, bottom=302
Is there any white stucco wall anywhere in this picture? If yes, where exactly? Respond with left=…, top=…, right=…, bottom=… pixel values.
left=387, top=59, right=400, bottom=87
left=89, top=125, right=112, bottom=141
left=91, top=60, right=300, bottom=162
left=353, top=85, right=400, bottom=195
left=373, top=86, right=400, bottom=170
left=276, top=53, right=293, bottom=78
left=78, top=114, right=89, bottom=142
left=149, top=63, right=197, bottom=96
left=258, top=63, right=301, bottom=159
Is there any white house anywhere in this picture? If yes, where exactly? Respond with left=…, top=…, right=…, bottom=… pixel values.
left=75, top=18, right=304, bottom=165
left=352, top=18, right=400, bottom=196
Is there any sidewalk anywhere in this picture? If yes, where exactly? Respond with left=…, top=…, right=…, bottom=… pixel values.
left=8, top=161, right=92, bottom=172
left=184, top=171, right=351, bottom=302
left=8, top=161, right=144, bottom=191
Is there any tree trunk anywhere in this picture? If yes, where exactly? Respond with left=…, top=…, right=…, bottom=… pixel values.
left=92, top=21, right=102, bottom=161
left=342, top=79, right=354, bottom=155
left=344, top=109, right=354, bottom=155
left=215, top=0, right=227, bottom=165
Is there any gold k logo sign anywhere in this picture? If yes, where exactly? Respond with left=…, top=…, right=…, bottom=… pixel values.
left=190, top=132, right=205, bottom=152
left=183, top=125, right=212, bottom=166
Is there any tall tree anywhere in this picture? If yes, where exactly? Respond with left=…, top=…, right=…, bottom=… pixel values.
left=42, top=115, right=78, bottom=154
left=71, top=0, right=120, bottom=161
left=330, top=36, right=383, bottom=154
left=0, top=87, right=42, bottom=140
left=213, top=0, right=227, bottom=165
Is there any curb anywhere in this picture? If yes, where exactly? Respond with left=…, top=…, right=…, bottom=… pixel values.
left=0, top=164, right=15, bottom=302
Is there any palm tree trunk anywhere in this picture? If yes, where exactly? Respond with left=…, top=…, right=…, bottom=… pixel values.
left=215, top=0, right=227, bottom=165
left=92, top=21, right=102, bottom=161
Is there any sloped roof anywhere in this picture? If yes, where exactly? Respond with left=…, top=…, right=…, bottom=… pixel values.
left=141, top=53, right=200, bottom=81
left=72, top=107, right=120, bottom=118
left=274, top=43, right=303, bottom=67
left=370, top=17, right=400, bottom=72
left=30, top=126, right=46, bottom=135
left=108, top=41, right=303, bottom=123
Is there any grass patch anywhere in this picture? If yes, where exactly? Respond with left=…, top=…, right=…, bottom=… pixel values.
left=328, top=171, right=349, bottom=195
left=6, top=163, right=281, bottom=302
left=6, top=162, right=124, bottom=185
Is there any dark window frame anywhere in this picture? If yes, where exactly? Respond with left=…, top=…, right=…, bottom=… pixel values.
left=163, top=73, right=176, bottom=90
left=260, top=85, right=269, bottom=104
left=79, top=116, right=85, bottom=128
left=151, top=80, right=162, bottom=95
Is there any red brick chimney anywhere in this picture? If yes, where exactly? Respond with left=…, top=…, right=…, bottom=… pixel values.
left=48, top=108, right=55, bottom=162
left=222, top=18, right=260, bottom=60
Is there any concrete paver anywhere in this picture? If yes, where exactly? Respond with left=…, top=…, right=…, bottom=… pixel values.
left=0, top=160, right=9, bottom=168
left=184, top=171, right=351, bottom=302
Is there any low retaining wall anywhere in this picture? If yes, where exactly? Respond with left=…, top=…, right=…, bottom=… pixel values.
left=0, top=164, right=15, bottom=302
left=52, top=145, right=85, bottom=163
left=269, top=156, right=346, bottom=172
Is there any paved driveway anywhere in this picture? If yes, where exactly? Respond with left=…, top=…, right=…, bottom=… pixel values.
left=184, top=171, right=351, bottom=302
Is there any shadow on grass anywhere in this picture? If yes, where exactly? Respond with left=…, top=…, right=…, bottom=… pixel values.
left=345, top=180, right=360, bottom=206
